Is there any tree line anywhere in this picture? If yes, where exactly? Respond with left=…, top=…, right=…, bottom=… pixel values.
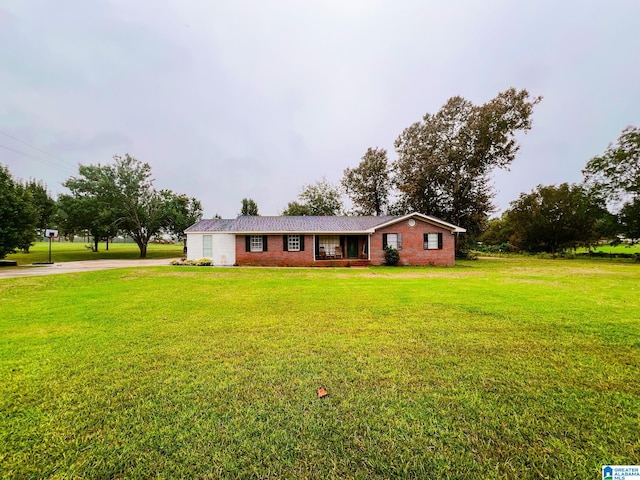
left=480, top=126, right=639, bottom=253
left=244, top=89, right=637, bottom=254
left=3, top=87, right=638, bottom=259
left=1, top=154, right=202, bottom=259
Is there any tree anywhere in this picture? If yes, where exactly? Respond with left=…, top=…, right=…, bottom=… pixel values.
left=24, top=180, right=56, bottom=232
left=478, top=214, right=515, bottom=248
left=281, top=201, right=312, bottom=216
left=12, top=180, right=57, bottom=253
left=341, top=147, right=391, bottom=215
left=583, top=126, right=640, bottom=202
left=619, top=198, right=640, bottom=241
left=62, top=154, right=200, bottom=258
left=240, top=198, right=259, bottom=216
left=296, top=178, right=344, bottom=216
left=393, top=88, right=541, bottom=247
left=164, top=192, right=203, bottom=241
left=0, top=165, right=37, bottom=258
left=505, top=183, right=609, bottom=253
left=61, top=163, right=120, bottom=252
left=583, top=125, right=640, bottom=241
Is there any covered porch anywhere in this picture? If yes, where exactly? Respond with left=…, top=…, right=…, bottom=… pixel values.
left=314, top=234, right=370, bottom=263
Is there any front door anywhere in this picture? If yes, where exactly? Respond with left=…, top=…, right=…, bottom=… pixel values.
left=347, top=237, right=359, bottom=258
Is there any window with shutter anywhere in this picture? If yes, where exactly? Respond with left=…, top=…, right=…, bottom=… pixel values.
left=287, top=235, right=300, bottom=251
left=385, top=233, right=401, bottom=250
left=250, top=235, right=264, bottom=252
left=424, top=233, right=443, bottom=250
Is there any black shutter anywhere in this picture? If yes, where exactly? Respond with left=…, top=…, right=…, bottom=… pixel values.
left=283, top=235, right=288, bottom=251
left=423, top=233, right=428, bottom=250
left=397, top=234, right=402, bottom=250
left=300, top=235, right=305, bottom=251
left=263, top=235, right=268, bottom=252
left=382, top=234, right=388, bottom=248
left=438, top=233, right=443, bottom=249
left=245, top=235, right=251, bottom=252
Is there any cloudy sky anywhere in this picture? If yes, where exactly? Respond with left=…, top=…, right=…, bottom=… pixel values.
left=1, top=1, right=639, bottom=218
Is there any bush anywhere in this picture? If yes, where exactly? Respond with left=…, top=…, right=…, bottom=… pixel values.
left=171, top=258, right=212, bottom=266
left=384, top=246, right=400, bottom=266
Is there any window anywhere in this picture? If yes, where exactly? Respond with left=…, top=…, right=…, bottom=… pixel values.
left=318, top=235, right=340, bottom=257
left=382, top=233, right=402, bottom=250
left=245, top=235, right=268, bottom=252
left=285, top=234, right=302, bottom=252
left=424, top=233, right=443, bottom=250
left=203, top=235, right=212, bottom=257
left=250, top=235, right=263, bottom=252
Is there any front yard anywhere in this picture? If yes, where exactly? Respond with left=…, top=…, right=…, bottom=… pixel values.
left=0, top=258, right=638, bottom=478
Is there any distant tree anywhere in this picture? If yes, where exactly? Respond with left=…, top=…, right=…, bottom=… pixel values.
left=393, top=88, right=542, bottom=248
left=583, top=125, right=640, bottom=241
left=24, top=180, right=56, bottom=232
left=240, top=198, right=259, bottom=216
left=341, top=147, right=391, bottom=215
left=164, top=192, right=203, bottom=241
left=478, top=214, right=515, bottom=247
left=56, top=192, right=118, bottom=252
left=297, top=178, right=344, bottom=216
left=506, top=183, right=609, bottom=253
left=0, top=165, right=37, bottom=258
left=281, top=201, right=312, bottom=216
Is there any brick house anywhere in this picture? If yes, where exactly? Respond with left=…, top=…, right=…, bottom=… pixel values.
left=184, top=212, right=465, bottom=267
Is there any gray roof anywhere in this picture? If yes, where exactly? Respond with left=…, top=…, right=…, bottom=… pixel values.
left=186, top=213, right=466, bottom=234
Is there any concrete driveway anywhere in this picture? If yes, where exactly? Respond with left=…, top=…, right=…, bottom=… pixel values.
left=0, top=258, right=177, bottom=279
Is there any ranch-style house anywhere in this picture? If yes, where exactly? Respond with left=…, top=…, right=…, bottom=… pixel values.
left=184, top=212, right=465, bottom=267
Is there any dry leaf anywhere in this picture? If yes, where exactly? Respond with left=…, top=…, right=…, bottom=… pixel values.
left=317, top=387, right=328, bottom=398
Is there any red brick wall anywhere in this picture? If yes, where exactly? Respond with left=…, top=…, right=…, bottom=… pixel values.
left=370, top=219, right=456, bottom=266
left=234, top=220, right=457, bottom=267
left=235, top=235, right=316, bottom=266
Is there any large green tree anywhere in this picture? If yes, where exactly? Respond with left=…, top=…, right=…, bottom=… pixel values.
left=583, top=125, right=640, bottom=241
left=505, top=183, right=610, bottom=253
left=341, top=147, right=391, bottom=216
left=62, top=154, right=201, bottom=257
left=283, top=178, right=344, bottom=216
left=393, top=88, right=541, bottom=246
left=0, top=165, right=37, bottom=258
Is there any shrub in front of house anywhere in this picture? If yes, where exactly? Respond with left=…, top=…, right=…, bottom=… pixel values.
left=171, top=258, right=212, bottom=266
left=384, top=246, right=400, bottom=266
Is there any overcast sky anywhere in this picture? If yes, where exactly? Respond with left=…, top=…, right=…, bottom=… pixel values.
left=1, top=1, right=639, bottom=219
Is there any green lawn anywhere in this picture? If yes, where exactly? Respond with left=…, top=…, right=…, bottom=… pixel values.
left=4, top=241, right=183, bottom=264
left=1, top=258, right=638, bottom=478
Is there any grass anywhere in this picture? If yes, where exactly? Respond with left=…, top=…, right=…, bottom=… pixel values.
left=0, top=258, right=638, bottom=478
left=4, top=241, right=183, bottom=264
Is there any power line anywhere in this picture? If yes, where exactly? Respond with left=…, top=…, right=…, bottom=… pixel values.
left=0, top=143, right=77, bottom=176
left=0, top=130, right=79, bottom=169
